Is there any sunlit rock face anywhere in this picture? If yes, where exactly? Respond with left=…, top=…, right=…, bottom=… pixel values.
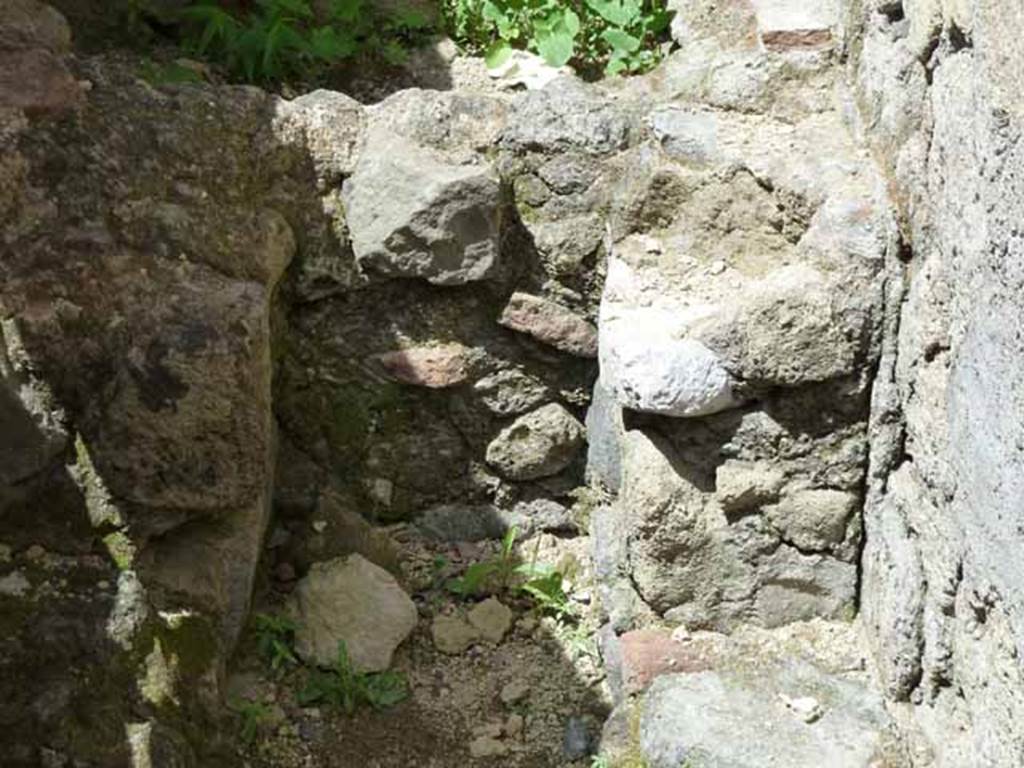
left=847, top=0, right=1024, bottom=764
left=2, top=0, right=1023, bottom=764
left=0, top=7, right=308, bottom=759
left=589, top=0, right=893, bottom=638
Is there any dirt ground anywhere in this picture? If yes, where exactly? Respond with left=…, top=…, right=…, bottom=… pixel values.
left=228, top=524, right=610, bottom=768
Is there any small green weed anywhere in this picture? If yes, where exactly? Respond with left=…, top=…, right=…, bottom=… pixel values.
left=298, top=641, right=409, bottom=714
left=446, top=559, right=499, bottom=597
left=445, top=526, right=520, bottom=598
left=252, top=612, right=298, bottom=673
left=517, top=561, right=576, bottom=619
left=590, top=756, right=611, bottom=768
left=443, top=0, right=674, bottom=76
left=178, top=0, right=433, bottom=84
left=230, top=697, right=273, bottom=745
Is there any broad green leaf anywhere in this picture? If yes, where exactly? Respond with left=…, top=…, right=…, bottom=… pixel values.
left=482, top=0, right=506, bottom=23
left=646, top=7, right=674, bottom=33
left=485, top=39, right=514, bottom=68
left=535, top=27, right=574, bottom=66
left=309, top=26, right=358, bottom=60
left=605, top=56, right=628, bottom=75
left=563, top=7, right=581, bottom=36
left=483, top=0, right=518, bottom=38
left=584, top=0, right=635, bottom=27
left=602, top=27, right=641, bottom=53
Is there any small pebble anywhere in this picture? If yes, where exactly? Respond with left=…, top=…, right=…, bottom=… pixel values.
left=469, top=735, right=508, bottom=758
left=500, top=680, right=530, bottom=706
left=779, top=693, right=824, bottom=723
left=504, top=713, right=524, bottom=738
left=516, top=616, right=538, bottom=633
left=671, top=624, right=691, bottom=643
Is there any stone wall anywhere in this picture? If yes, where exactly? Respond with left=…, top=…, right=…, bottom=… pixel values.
left=844, top=0, right=1024, bottom=764
left=1, top=0, right=1023, bottom=764
left=588, top=0, right=896, bottom=636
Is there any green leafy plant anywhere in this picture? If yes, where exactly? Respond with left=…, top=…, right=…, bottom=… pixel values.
left=298, top=641, right=409, bottom=714
left=444, top=0, right=673, bottom=76
left=446, top=559, right=499, bottom=597
left=230, top=698, right=273, bottom=745
left=517, top=561, right=576, bottom=619
left=253, top=612, right=298, bottom=672
left=590, top=756, right=611, bottom=768
left=179, top=0, right=432, bottom=83
left=445, top=526, right=521, bottom=598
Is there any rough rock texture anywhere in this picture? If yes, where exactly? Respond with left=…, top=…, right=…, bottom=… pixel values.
left=288, top=554, right=417, bottom=671
left=430, top=598, right=512, bottom=654
left=274, top=83, right=598, bottom=524
left=640, top=666, right=890, bottom=767
left=600, top=621, right=904, bottom=767
left=0, top=6, right=324, bottom=758
left=589, top=0, right=893, bottom=634
left=342, top=126, right=504, bottom=285
left=485, top=403, right=587, bottom=481
left=844, top=0, right=1024, bottom=764
left=3, top=0, right=1023, bottom=764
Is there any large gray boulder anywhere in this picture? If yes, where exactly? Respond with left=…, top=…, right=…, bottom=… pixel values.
left=342, top=127, right=503, bottom=285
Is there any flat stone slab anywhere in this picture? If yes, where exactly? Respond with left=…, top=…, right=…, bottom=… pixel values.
left=640, top=663, right=900, bottom=768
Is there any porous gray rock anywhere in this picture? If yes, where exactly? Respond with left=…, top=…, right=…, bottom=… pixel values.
left=288, top=554, right=417, bottom=671
left=485, top=403, right=586, bottom=481
left=473, top=368, right=551, bottom=417
left=599, top=303, right=739, bottom=417
left=639, top=666, right=894, bottom=768
left=848, top=1, right=1024, bottom=763
left=272, top=89, right=365, bottom=185
left=0, top=0, right=71, bottom=52
left=584, top=377, right=625, bottom=492
left=342, top=128, right=503, bottom=285
left=587, top=0, right=894, bottom=637
left=766, top=489, right=858, bottom=552
left=501, top=78, right=632, bottom=156
left=416, top=503, right=515, bottom=542
left=715, top=461, right=785, bottom=514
